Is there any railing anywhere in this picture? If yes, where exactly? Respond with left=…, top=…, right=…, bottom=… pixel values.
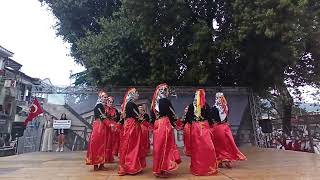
left=43, top=110, right=89, bottom=151
left=65, top=128, right=88, bottom=151
left=63, top=104, right=92, bottom=129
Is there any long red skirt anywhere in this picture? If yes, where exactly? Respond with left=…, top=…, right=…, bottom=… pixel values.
left=86, top=120, right=109, bottom=165
left=211, top=123, right=247, bottom=163
left=118, top=118, right=145, bottom=175
left=153, top=117, right=181, bottom=175
left=183, top=123, right=191, bottom=156
left=140, top=121, right=150, bottom=157
left=190, top=121, right=218, bottom=176
left=112, top=123, right=121, bottom=156
left=104, top=120, right=114, bottom=163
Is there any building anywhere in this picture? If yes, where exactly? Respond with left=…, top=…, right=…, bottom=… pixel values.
left=0, top=45, right=40, bottom=147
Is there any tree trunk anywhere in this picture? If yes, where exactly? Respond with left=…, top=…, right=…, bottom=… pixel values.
left=277, top=83, right=294, bottom=135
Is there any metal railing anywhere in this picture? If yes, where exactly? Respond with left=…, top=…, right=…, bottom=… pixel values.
left=63, top=104, right=92, bottom=129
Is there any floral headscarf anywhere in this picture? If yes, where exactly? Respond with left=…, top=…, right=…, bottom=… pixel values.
left=121, top=88, right=138, bottom=113
left=151, top=83, right=169, bottom=114
left=193, top=89, right=206, bottom=119
left=214, top=92, right=229, bottom=122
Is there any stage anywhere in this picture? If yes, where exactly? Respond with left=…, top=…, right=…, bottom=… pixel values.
left=0, top=147, right=319, bottom=180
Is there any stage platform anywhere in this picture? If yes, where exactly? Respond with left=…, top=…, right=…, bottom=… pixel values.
left=0, top=147, right=319, bottom=180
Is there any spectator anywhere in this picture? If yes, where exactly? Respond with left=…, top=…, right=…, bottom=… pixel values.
left=41, top=114, right=54, bottom=152
left=56, top=113, right=68, bottom=152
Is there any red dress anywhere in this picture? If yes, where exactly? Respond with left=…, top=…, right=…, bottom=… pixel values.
left=112, top=123, right=121, bottom=156
left=211, top=123, right=246, bottom=163
left=140, top=120, right=150, bottom=157
left=190, top=121, right=218, bottom=175
left=85, top=119, right=108, bottom=165
left=105, top=106, right=118, bottom=163
left=183, top=123, right=191, bottom=156
left=153, top=116, right=181, bottom=174
left=118, top=118, right=145, bottom=175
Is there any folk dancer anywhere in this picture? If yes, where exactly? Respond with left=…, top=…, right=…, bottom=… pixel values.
left=211, top=92, right=247, bottom=168
left=138, top=105, right=151, bottom=157
left=185, top=89, right=218, bottom=175
left=118, top=88, right=146, bottom=175
left=105, top=96, right=119, bottom=162
left=86, top=89, right=110, bottom=171
left=151, top=83, right=181, bottom=177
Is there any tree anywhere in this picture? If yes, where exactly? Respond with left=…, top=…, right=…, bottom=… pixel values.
left=42, top=0, right=320, bottom=134
left=76, top=11, right=151, bottom=86
left=124, top=0, right=320, bottom=134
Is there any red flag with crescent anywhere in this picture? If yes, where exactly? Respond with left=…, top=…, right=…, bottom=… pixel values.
left=24, top=98, right=43, bottom=125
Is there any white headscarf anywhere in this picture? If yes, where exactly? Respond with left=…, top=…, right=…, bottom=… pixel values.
left=121, top=88, right=138, bottom=113
left=151, top=83, right=169, bottom=114
left=214, top=92, right=229, bottom=122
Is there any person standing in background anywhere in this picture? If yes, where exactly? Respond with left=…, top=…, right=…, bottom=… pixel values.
left=41, top=114, right=54, bottom=152
left=56, top=113, right=68, bottom=152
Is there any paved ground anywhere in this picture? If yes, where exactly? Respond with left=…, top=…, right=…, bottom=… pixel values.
left=0, top=147, right=319, bottom=180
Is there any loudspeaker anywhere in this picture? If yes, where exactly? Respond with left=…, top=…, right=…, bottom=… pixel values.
left=11, top=122, right=25, bottom=139
left=259, top=119, right=273, bottom=133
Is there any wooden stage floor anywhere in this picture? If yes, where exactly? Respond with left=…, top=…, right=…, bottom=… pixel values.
left=0, top=147, right=319, bottom=180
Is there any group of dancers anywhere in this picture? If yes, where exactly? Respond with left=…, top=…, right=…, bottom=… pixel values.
left=85, top=83, right=246, bottom=177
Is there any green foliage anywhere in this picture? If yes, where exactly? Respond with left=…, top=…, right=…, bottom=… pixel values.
left=41, top=0, right=320, bottom=92
left=76, top=11, right=151, bottom=86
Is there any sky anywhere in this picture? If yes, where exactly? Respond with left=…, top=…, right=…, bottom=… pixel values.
left=0, top=0, right=85, bottom=86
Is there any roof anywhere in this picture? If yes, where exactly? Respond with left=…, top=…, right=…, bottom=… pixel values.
left=5, top=58, right=22, bottom=71
left=0, top=45, right=14, bottom=57
left=4, top=67, right=40, bottom=84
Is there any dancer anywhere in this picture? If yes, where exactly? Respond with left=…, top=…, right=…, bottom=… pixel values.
left=183, top=105, right=191, bottom=156
left=118, top=88, right=146, bottom=175
left=138, top=105, right=151, bottom=157
left=105, top=96, right=121, bottom=157
left=105, top=96, right=119, bottom=162
left=86, top=89, right=110, bottom=171
left=211, top=92, right=247, bottom=168
left=185, top=89, right=218, bottom=175
left=151, top=83, right=181, bottom=177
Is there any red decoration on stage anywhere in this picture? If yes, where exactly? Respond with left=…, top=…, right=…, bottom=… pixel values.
left=183, top=123, right=191, bottom=156
left=190, top=121, right=218, bottom=176
left=211, top=123, right=247, bottom=163
left=140, top=121, right=150, bottom=157
left=118, top=118, right=145, bottom=175
left=153, top=117, right=181, bottom=175
left=24, top=98, right=43, bottom=125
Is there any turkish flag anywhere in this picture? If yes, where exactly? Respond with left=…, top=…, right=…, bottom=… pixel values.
left=24, top=98, right=44, bottom=126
